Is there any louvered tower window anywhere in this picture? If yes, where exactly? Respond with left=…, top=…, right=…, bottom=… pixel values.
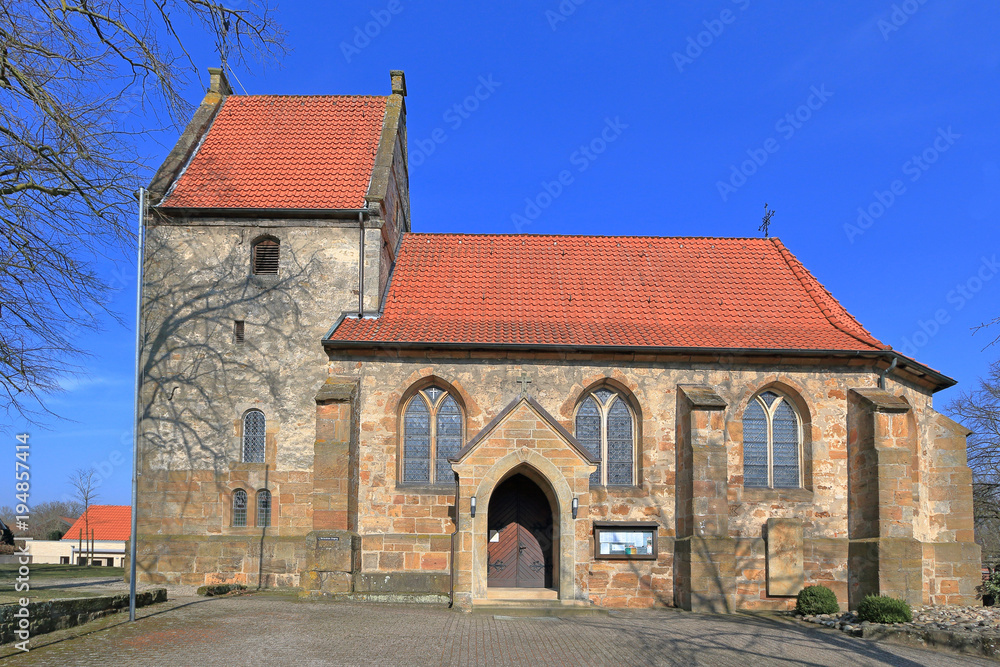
left=401, top=385, right=464, bottom=484
left=252, top=238, right=279, bottom=275
left=242, top=410, right=266, bottom=463
left=742, top=390, right=801, bottom=489
left=232, top=489, right=248, bottom=527
left=574, top=388, right=636, bottom=486
left=256, top=489, right=272, bottom=527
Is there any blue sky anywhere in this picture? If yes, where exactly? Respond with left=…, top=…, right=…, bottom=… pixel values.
left=10, top=0, right=999, bottom=505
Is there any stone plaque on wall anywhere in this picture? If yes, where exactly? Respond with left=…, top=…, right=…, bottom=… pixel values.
left=766, top=518, right=804, bottom=597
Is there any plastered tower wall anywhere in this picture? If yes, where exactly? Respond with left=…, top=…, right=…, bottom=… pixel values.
left=134, top=69, right=409, bottom=587
left=135, top=219, right=388, bottom=585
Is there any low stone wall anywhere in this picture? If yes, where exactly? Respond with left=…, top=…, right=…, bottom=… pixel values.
left=1, top=589, right=167, bottom=645
left=134, top=534, right=305, bottom=587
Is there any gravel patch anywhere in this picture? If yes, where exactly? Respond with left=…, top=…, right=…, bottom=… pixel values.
left=801, top=604, right=1000, bottom=636
left=799, top=604, right=1000, bottom=659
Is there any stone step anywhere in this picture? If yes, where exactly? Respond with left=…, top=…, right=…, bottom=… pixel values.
left=486, top=587, right=559, bottom=601
left=300, top=591, right=450, bottom=605
left=471, top=598, right=607, bottom=617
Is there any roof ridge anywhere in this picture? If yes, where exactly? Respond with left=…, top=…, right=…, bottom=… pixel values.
left=227, top=94, right=390, bottom=100
left=769, top=238, right=885, bottom=350
left=404, top=232, right=776, bottom=241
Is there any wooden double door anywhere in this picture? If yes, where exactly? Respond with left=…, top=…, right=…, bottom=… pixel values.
left=486, top=474, right=553, bottom=588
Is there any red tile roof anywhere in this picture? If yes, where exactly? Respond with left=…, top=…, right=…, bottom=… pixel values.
left=160, top=95, right=388, bottom=210
left=327, top=234, right=887, bottom=352
left=61, top=505, right=131, bottom=542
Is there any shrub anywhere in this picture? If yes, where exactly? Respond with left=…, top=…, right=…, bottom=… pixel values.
left=795, top=585, right=840, bottom=616
left=857, top=595, right=912, bottom=624
left=978, top=569, right=1000, bottom=606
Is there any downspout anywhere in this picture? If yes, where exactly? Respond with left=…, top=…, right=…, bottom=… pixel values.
left=449, top=473, right=459, bottom=608
left=878, top=357, right=898, bottom=390
left=358, top=212, right=365, bottom=318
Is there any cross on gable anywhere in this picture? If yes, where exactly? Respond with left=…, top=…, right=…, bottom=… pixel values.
left=516, top=372, right=532, bottom=396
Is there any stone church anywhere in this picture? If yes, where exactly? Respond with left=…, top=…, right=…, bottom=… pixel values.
left=135, top=68, right=980, bottom=611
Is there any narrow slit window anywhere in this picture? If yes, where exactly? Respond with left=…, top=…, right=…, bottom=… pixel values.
left=252, top=238, right=279, bottom=275
left=232, top=489, right=247, bottom=527
left=242, top=410, right=266, bottom=463
left=234, top=320, right=245, bottom=343
left=256, top=489, right=272, bottom=527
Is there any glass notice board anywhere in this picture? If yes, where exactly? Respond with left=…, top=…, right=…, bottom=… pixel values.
left=593, top=522, right=658, bottom=560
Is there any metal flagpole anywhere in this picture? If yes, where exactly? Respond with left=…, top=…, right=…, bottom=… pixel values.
left=129, top=187, right=146, bottom=622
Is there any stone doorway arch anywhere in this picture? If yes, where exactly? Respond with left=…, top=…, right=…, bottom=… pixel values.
left=447, top=395, right=597, bottom=608
left=487, top=469, right=557, bottom=590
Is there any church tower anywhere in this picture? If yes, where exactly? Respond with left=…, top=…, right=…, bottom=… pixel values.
left=136, top=69, right=409, bottom=584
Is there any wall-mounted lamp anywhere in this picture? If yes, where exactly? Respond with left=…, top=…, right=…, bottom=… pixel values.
left=471, top=496, right=477, bottom=518
left=572, top=497, right=579, bottom=519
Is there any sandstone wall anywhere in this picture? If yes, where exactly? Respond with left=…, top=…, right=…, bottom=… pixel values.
left=329, top=355, right=879, bottom=607
left=135, top=218, right=386, bottom=584
left=138, top=276, right=979, bottom=606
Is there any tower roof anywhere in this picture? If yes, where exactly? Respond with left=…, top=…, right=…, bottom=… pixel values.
left=158, top=95, right=388, bottom=210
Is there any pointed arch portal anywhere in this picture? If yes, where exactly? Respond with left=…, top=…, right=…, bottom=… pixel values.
left=487, top=473, right=554, bottom=588
left=449, top=396, right=598, bottom=607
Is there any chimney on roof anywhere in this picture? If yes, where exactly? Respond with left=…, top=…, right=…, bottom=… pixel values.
left=207, top=66, right=233, bottom=97
left=390, top=70, right=407, bottom=97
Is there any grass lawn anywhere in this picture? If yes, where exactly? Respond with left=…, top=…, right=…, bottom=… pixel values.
left=0, top=564, right=125, bottom=604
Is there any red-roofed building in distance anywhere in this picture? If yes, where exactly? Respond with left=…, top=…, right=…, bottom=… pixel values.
left=135, top=68, right=979, bottom=612
left=28, top=506, right=131, bottom=566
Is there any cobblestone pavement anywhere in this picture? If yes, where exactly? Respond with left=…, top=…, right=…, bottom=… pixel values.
left=2, top=594, right=993, bottom=666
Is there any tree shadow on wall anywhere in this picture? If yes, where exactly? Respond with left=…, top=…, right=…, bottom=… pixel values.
left=136, top=226, right=334, bottom=581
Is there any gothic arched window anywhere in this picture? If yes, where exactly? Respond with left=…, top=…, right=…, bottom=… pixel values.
left=742, top=390, right=801, bottom=489
left=232, top=489, right=248, bottom=527
left=242, top=410, right=266, bottom=463
left=256, top=489, right=272, bottom=527
left=252, top=237, right=279, bottom=275
left=574, top=388, right=636, bottom=486
left=401, top=385, right=464, bottom=485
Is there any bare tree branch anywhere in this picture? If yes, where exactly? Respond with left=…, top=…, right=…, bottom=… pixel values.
left=974, top=316, right=1000, bottom=350
left=0, top=0, right=286, bottom=425
left=68, top=466, right=99, bottom=563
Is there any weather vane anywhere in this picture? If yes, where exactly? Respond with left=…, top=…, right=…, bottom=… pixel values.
left=759, top=202, right=775, bottom=238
